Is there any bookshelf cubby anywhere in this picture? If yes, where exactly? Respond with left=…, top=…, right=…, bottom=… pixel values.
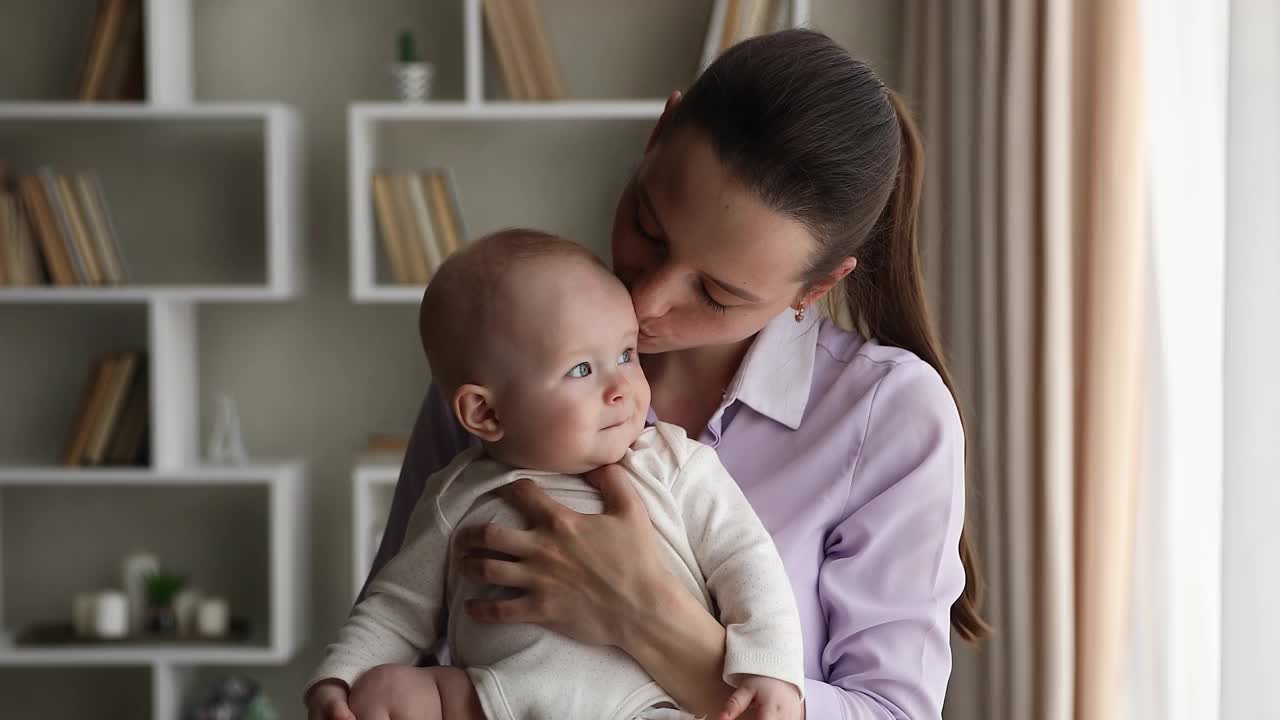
left=351, top=459, right=400, bottom=600
left=0, top=2, right=307, bottom=718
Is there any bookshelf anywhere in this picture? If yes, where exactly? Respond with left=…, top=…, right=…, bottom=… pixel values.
left=351, top=459, right=401, bottom=599
left=0, top=1, right=306, bottom=718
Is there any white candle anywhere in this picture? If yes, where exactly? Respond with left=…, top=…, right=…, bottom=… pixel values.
left=196, top=597, right=229, bottom=638
left=93, top=591, right=129, bottom=639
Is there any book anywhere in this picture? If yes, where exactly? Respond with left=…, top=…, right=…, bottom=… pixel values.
left=425, top=173, right=463, bottom=259
left=482, top=0, right=533, bottom=100
left=391, top=173, right=431, bottom=284
left=371, top=173, right=411, bottom=284
left=39, top=168, right=88, bottom=284
left=85, top=351, right=139, bottom=465
left=2, top=192, right=44, bottom=286
left=63, top=356, right=114, bottom=466
left=56, top=174, right=105, bottom=285
left=105, top=357, right=148, bottom=465
left=365, top=434, right=409, bottom=454
left=720, top=0, right=742, bottom=53
left=75, top=173, right=127, bottom=285
left=512, top=0, right=566, bottom=100
left=78, top=0, right=129, bottom=101
left=19, top=175, right=76, bottom=285
left=408, top=173, right=443, bottom=276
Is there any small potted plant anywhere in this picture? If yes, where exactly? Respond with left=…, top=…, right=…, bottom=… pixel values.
left=143, top=569, right=187, bottom=636
left=392, top=30, right=433, bottom=102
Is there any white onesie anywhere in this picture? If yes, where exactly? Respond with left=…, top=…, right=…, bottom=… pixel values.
left=309, top=422, right=805, bottom=720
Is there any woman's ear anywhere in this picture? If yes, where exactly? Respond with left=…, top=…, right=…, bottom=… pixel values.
left=797, top=257, right=858, bottom=309
left=453, top=384, right=504, bottom=443
left=645, top=90, right=683, bottom=153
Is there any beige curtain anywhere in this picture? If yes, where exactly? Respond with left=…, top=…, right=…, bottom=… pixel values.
left=900, top=2, right=1147, bottom=719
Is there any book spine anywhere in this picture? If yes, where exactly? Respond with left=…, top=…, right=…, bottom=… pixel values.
left=409, top=173, right=444, bottom=277
left=57, top=174, right=105, bottom=285
left=87, top=173, right=129, bottom=283
left=391, top=173, right=431, bottom=284
left=371, top=173, right=410, bottom=285
left=19, top=175, right=75, bottom=285
left=39, top=168, right=87, bottom=284
left=78, top=0, right=128, bottom=101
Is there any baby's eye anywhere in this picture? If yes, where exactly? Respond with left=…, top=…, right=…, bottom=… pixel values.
left=567, top=362, right=592, bottom=378
left=618, top=348, right=634, bottom=364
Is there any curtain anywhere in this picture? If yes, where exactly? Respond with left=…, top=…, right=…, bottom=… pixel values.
left=900, top=2, right=1147, bottom=718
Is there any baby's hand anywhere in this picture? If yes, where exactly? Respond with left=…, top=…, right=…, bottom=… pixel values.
left=716, top=675, right=802, bottom=720
left=304, top=679, right=356, bottom=720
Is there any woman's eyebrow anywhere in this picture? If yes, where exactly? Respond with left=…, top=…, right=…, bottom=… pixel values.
left=706, top=276, right=764, bottom=303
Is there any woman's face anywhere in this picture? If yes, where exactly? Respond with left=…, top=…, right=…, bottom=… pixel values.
left=610, top=126, right=818, bottom=355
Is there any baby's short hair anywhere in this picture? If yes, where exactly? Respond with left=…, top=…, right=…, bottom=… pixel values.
left=418, top=228, right=606, bottom=394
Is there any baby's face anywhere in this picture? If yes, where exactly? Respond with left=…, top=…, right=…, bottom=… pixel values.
left=487, top=257, right=651, bottom=474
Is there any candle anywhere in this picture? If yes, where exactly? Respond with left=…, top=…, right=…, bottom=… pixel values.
left=93, top=591, right=128, bottom=639
left=196, top=597, right=229, bottom=638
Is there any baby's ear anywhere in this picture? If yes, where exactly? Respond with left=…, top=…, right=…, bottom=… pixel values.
left=453, top=384, right=503, bottom=442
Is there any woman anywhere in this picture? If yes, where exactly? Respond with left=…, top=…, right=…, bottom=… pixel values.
left=364, top=29, right=986, bottom=719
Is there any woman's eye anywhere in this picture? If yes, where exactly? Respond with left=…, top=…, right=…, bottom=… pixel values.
left=700, top=284, right=728, bottom=314
left=567, top=362, right=592, bottom=378
left=633, top=214, right=660, bottom=245
left=617, top=348, right=634, bottom=364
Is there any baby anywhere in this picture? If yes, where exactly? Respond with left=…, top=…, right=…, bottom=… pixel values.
left=305, top=229, right=804, bottom=720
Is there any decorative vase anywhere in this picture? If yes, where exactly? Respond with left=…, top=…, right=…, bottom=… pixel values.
left=121, top=550, right=158, bottom=635
left=173, top=588, right=204, bottom=637
left=392, top=62, right=433, bottom=102
left=146, top=602, right=178, bottom=635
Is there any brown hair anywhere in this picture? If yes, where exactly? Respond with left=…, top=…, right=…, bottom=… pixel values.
left=672, top=29, right=990, bottom=641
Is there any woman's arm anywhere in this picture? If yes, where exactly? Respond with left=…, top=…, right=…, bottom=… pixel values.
left=455, top=468, right=737, bottom=716
left=359, top=383, right=473, bottom=602
left=805, top=360, right=967, bottom=720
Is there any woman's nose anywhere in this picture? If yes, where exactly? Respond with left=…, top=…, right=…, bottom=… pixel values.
left=629, top=266, right=677, bottom=321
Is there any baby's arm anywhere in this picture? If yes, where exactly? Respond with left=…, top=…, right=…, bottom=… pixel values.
left=304, top=470, right=455, bottom=699
left=669, top=444, right=806, bottom=711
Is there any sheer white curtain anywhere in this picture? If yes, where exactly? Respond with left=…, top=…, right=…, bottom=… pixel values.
left=1128, top=0, right=1279, bottom=717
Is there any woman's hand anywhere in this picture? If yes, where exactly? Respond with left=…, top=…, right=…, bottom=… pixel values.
left=454, top=463, right=671, bottom=650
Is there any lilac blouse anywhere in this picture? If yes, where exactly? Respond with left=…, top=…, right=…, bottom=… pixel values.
left=366, top=310, right=967, bottom=719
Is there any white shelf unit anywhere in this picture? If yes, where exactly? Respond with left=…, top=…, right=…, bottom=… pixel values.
left=351, top=459, right=402, bottom=599
left=0, top=465, right=307, bottom=666
left=0, top=2, right=306, bottom=718
left=349, top=0, right=809, bottom=303
left=0, top=102, right=303, bottom=302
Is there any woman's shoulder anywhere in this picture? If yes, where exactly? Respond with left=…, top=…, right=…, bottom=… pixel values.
left=812, top=318, right=961, bottom=434
left=811, top=320, right=965, bottom=513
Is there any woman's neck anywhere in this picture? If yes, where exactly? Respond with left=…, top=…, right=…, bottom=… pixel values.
left=642, top=336, right=755, bottom=433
